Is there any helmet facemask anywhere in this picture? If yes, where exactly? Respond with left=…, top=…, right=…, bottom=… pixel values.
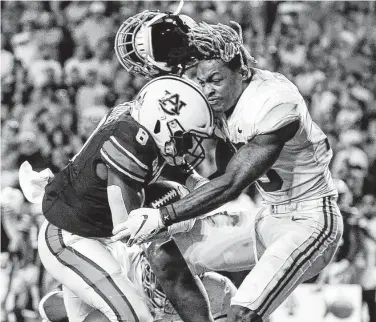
left=163, top=119, right=208, bottom=172
left=115, top=10, right=199, bottom=79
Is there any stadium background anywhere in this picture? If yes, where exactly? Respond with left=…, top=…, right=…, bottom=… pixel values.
left=1, top=1, right=375, bottom=321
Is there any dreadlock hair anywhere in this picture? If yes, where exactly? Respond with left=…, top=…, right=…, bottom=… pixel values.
left=188, top=21, right=257, bottom=79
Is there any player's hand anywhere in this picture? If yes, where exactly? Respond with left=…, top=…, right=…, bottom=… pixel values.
left=111, top=208, right=165, bottom=246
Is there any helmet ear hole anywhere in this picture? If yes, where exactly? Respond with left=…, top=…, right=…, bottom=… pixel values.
left=154, top=120, right=161, bottom=134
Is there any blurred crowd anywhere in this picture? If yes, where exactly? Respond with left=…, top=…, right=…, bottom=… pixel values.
left=1, top=1, right=375, bottom=322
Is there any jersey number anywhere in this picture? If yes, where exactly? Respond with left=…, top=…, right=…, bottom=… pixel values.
left=257, top=169, right=283, bottom=192
left=136, top=128, right=149, bottom=146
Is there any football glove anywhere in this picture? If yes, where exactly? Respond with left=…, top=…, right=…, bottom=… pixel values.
left=112, top=208, right=165, bottom=246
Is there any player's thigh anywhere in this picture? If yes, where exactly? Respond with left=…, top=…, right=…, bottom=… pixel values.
left=174, top=200, right=256, bottom=274
left=232, top=201, right=342, bottom=319
left=257, top=206, right=343, bottom=279
left=38, top=221, right=152, bottom=322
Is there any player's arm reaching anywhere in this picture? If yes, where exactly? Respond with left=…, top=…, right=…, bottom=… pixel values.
left=167, top=120, right=299, bottom=221
left=100, top=145, right=145, bottom=226
left=114, top=117, right=299, bottom=245
left=99, top=116, right=156, bottom=227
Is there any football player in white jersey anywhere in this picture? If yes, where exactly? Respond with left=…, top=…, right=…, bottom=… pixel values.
left=115, top=21, right=344, bottom=322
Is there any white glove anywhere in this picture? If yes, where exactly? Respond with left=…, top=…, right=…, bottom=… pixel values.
left=19, top=161, right=54, bottom=203
left=112, top=208, right=165, bottom=246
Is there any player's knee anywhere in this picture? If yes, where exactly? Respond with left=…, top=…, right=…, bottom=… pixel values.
left=201, top=272, right=237, bottom=320
left=228, top=306, right=262, bottom=322
left=202, top=272, right=236, bottom=293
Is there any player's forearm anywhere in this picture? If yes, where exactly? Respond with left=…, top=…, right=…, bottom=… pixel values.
left=107, top=169, right=143, bottom=227
left=165, top=167, right=259, bottom=223
left=108, top=185, right=129, bottom=226
left=172, top=172, right=240, bottom=219
left=162, top=139, right=283, bottom=224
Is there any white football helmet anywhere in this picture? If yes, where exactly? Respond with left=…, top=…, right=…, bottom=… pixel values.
left=115, top=10, right=198, bottom=79
left=131, top=76, right=214, bottom=171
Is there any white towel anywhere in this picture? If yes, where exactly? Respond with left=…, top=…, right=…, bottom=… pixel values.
left=19, top=161, right=54, bottom=204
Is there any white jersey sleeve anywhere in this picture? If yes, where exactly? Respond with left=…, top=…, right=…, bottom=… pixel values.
left=228, top=71, right=302, bottom=143
left=246, top=90, right=301, bottom=139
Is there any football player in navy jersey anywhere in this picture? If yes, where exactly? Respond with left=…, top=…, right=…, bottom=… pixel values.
left=20, top=9, right=245, bottom=322
left=16, top=9, right=229, bottom=322
left=27, top=73, right=216, bottom=322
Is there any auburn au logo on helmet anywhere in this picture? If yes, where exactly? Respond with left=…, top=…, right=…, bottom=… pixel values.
left=159, top=91, right=187, bottom=115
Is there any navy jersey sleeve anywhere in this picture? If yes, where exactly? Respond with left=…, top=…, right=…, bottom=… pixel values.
left=100, top=118, right=159, bottom=184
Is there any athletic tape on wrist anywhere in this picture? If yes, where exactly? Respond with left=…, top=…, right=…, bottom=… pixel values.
left=160, top=205, right=177, bottom=226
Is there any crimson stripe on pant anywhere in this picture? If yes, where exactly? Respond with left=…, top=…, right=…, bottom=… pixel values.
left=45, top=223, right=139, bottom=322
left=255, top=197, right=336, bottom=317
